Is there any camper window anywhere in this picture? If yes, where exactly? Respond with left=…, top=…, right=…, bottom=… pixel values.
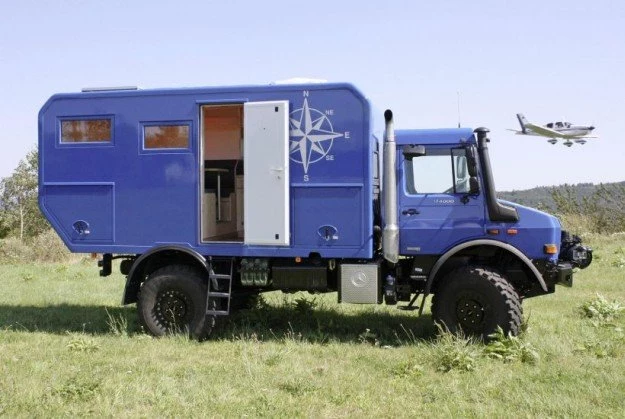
left=143, top=124, right=190, bottom=149
left=61, top=118, right=111, bottom=143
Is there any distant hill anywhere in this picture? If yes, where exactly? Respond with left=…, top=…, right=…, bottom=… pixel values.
left=498, top=181, right=625, bottom=210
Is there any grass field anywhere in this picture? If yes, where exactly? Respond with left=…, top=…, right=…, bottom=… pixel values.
left=1, top=234, right=624, bottom=417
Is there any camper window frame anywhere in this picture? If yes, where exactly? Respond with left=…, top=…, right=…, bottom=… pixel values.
left=57, top=115, right=115, bottom=147
left=139, top=120, right=193, bottom=154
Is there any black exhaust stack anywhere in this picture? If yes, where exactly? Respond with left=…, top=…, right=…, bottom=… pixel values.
left=474, top=128, right=519, bottom=222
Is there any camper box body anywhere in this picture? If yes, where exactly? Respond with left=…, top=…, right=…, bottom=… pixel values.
left=38, top=83, right=376, bottom=260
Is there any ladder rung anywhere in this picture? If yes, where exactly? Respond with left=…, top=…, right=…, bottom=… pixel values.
left=208, top=292, right=230, bottom=298
left=210, top=274, right=232, bottom=280
left=206, top=310, right=229, bottom=316
left=207, top=258, right=234, bottom=317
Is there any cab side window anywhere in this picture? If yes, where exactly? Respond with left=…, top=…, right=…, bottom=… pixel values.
left=405, top=148, right=470, bottom=194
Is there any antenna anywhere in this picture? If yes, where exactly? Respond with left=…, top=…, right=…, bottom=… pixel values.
left=457, top=91, right=461, bottom=128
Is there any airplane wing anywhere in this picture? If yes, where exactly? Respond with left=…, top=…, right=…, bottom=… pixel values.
left=524, top=122, right=566, bottom=138
left=506, top=128, right=540, bottom=136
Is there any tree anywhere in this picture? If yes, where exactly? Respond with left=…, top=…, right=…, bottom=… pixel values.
left=0, top=149, right=48, bottom=240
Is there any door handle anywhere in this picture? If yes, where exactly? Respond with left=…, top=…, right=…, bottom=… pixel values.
left=402, top=208, right=420, bottom=216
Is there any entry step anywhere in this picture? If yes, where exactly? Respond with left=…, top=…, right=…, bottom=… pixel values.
left=208, top=292, right=230, bottom=298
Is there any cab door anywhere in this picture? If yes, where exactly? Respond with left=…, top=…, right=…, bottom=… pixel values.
left=398, top=146, right=485, bottom=255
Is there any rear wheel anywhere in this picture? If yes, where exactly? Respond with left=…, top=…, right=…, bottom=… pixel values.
left=431, top=266, right=522, bottom=340
left=138, top=265, right=214, bottom=340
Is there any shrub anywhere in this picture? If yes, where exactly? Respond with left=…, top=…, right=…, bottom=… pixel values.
left=581, top=294, right=624, bottom=324
left=0, top=236, right=32, bottom=262
left=28, top=229, right=70, bottom=262
left=391, top=360, right=424, bottom=378
left=484, top=327, right=539, bottom=364
left=0, top=229, right=70, bottom=264
left=432, top=327, right=479, bottom=372
left=66, top=334, right=100, bottom=352
left=53, top=377, right=100, bottom=401
left=551, top=183, right=625, bottom=234
left=575, top=336, right=625, bottom=359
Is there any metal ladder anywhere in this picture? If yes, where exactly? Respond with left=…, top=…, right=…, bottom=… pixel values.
left=206, top=258, right=234, bottom=316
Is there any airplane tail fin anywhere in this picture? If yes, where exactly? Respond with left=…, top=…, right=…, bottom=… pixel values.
left=516, top=113, right=528, bottom=134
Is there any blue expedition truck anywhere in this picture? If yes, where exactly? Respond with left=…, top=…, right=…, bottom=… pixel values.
left=38, top=82, right=592, bottom=340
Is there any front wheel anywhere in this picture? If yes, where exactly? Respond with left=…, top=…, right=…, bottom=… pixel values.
left=137, top=265, right=214, bottom=340
left=431, top=266, right=522, bottom=340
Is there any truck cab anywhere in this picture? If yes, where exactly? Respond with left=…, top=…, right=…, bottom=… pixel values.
left=381, top=122, right=591, bottom=338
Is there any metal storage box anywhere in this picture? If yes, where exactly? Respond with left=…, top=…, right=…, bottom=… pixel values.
left=340, top=263, right=380, bottom=304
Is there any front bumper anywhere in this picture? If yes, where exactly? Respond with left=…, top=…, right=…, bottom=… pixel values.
left=550, top=231, right=592, bottom=288
left=530, top=233, right=591, bottom=296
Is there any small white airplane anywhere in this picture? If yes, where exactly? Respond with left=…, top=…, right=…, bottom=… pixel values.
left=508, top=113, right=597, bottom=146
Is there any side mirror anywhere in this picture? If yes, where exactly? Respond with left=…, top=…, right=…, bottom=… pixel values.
left=402, top=145, right=426, bottom=160
left=469, top=176, right=480, bottom=195
left=466, top=147, right=478, bottom=177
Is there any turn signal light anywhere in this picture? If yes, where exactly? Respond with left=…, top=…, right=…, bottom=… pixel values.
left=544, top=244, right=558, bottom=255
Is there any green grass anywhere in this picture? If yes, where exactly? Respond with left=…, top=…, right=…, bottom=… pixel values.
left=1, top=234, right=625, bottom=417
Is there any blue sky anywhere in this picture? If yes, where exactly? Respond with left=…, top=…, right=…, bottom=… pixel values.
left=1, top=0, right=623, bottom=190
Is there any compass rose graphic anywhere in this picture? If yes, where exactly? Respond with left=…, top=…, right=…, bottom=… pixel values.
left=289, top=98, right=344, bottom=174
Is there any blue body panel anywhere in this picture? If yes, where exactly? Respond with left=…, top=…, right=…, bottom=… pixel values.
left=491, top=202, right=561, bottom=262
left=39, top=83, right=375, bottom=258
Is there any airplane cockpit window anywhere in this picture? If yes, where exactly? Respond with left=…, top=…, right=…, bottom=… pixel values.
left=546, top=123, right=553, bottom=128
left=556, top=122, right=564, bottom=128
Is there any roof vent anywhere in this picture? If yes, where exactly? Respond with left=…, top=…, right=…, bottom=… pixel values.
left=81, top=86, right=138, bottom=92
left=271, top=78, right=327, bottom=85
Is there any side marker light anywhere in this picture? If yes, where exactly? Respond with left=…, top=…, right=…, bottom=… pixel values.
left=544, top=244, right=558, bottom=255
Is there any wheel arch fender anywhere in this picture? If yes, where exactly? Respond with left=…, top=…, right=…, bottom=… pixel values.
left=122, top=245, right=209, bottom=305
left=425, top=239, right=547, bottom=294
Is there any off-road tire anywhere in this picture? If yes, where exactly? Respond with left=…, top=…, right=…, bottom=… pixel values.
left=431, top=266, right=522, bottom=340
left=138, top=265, right=214, bottom=340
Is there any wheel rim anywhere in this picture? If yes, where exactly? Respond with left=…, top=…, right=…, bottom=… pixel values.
left=155, top=289, right=192, bottom=330
left=456, top=294, right=486, bottom=332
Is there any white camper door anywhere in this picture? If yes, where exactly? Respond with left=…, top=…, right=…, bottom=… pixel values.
left=243, top=101, right=290, bottom=246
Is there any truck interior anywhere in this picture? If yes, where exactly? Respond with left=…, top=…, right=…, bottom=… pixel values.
left=200, top=104, right=244, bottom=242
